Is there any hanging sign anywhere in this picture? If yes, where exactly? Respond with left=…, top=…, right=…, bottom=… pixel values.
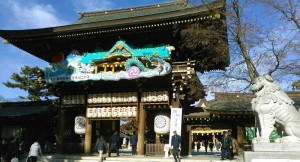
left=169, top=108, right=182, bottom=145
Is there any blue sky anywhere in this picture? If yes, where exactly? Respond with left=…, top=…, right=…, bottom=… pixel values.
left=0, top=0, right=298, bottom=100
left=0, top=0, right=169, bottom=99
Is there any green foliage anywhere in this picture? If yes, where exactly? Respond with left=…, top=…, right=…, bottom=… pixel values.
left=184, top=75, right=206, bottom=104
left=175, top=19, right=229, bottom=72
left=3, top=66, right=56, bottom=101
left=292, top=71, right=300, bottom=90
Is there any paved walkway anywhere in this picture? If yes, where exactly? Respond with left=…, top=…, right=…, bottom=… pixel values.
left=16, top=147, right=243, bottom=162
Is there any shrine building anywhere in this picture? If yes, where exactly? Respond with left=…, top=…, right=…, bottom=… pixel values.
left=0, top=0, right=230, bottom=156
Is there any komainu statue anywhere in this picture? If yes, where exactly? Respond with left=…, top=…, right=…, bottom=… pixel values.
left=251, top=74, right=300, bottom=143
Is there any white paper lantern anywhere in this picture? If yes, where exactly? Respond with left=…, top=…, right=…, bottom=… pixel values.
left=92, top=94, right=97, bottom=103
left=141, top=93, right=146, bottom=102
left=132, top=93, right=138, bottom=102
left=119, top=107, right=124, bottom=117
left=128, top=92, right=133, bottom=102
left=107, top=107, right=112, bottom=117
left=97, top=94, right=102, bottom=103
left=87, top=95, right=92, bottom=104
left=112, top=93, right=117, bottom=103
left=112, top=107, right=118, bottom=117
left=86, top=108, right=93, bottom=118
left=96, top=108, right=101, bottom=118
left=74, top=116, right=86, bottom=134
left=147, top=92, right=152, bottom=102
left=163, top=91, right=169, bottom=101
left=157, top=92, right=163, bottom=102
left=132, top=106, right=137, bottom=117
left=123, top=93, right=128, bottom=102
left=154, top=113, right=170, bottom=135
left=116, top=107, right=121, bottom=117
left=127, top=106, right=133, bottom=117
left=107, top=93, right=111, bottom=103
left=80, top=95, right=84, bottom=104
left=152, top=92, right=158, bottom=102
left=117, top=93, right=122, bottom=103
left=102, top=107, right=107, bottom=118
left=92, top=108, right=97, bottom=118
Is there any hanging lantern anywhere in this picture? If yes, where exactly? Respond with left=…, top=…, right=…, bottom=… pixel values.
left=101, top=107, right=107, bottom=118
left=132, top=92, right=138, bottom=102
left=127, top=106, right=133, bottom=117
left=97, top=108, right=102, bottom=118
left=107, top=107, right=112, bottom=117
left=74, top=116, right=86, bottom=135
left=112, top=107, right=117, bottom=117
left=154, top=112, right=170, bottom=135
left=86, top=108, right=93, bottom=118
left=132, top=106, right=137, bottom=117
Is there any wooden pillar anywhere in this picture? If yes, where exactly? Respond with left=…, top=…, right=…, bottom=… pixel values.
left=212, top=134, right=216, bottom=145
left=187, top=125, right=192, bottom=156
left=56, top=109, right=65, bottom=153
left=155, top=134, right=161, bottom=144
left=237, top=125, right=245, bottom=147
left=137, top=104, right=145, bottom=155
left=84, top=118, right=92, bottom=154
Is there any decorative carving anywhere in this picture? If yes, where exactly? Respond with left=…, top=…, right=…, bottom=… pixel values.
left=251, top=74, right=300, bottom=143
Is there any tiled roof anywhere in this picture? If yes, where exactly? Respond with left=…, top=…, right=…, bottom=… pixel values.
left=183, top=112, right=210, bottom=118
left=207, top=92, right=300, bottom=113
left=75, top=1, right=192, bottom=24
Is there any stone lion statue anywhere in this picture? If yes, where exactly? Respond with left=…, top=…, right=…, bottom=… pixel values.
left=251, top=74, right=300, bottom=143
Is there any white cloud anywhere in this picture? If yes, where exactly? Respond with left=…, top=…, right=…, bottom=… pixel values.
left=70, top=0, right=114, bottom=12
left=2, top=0, right=68, bottom=29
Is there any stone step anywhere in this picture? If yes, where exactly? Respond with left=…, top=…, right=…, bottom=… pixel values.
left=36, top=154, right=239, bottom=162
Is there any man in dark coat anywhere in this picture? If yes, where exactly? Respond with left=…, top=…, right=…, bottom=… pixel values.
left=94, top=136, right=106, bottom=162
left=129, top=131, right=138, bottom=155
left=220, top=130, right=232, bottom=160
left=171, top=130, right=181, bottom=162
left=108, top=131, right=119, bottom=157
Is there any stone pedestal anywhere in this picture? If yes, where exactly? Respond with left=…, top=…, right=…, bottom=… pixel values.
left=243, top=143, right=300, bottom=162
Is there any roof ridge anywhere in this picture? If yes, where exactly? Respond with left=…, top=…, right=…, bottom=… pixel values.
left=78, top=1, right=188, bottom=18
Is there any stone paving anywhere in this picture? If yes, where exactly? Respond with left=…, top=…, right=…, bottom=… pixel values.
left=17, top=147, right=243, bottom=162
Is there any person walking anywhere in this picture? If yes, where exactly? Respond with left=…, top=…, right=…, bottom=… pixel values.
left=171, top=130, right=181, bottom=162
left=220, top=130, right=232, bottom=160
left=108, top=131, right=119, bottom=157
left=203, top=140, right=208, bottom=154
left=129, top=131, right=138, bottom=155
left=209, top=140, right=214, bottom=153
left=94, top=136, right=107, bottom=162
left=27, top=141, right=42, bottom=162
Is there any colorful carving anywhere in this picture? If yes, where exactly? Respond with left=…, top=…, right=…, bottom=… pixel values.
left=44, top=40, right=174, bottom=83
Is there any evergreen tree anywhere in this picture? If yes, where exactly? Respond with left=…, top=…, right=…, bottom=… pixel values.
left=3, top=66, right=56, bottom=101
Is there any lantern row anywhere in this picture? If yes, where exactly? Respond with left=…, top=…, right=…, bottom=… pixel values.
left=86, top=107, right=137, bottom=118
left=87, top=91, right=169, bottom=104
left=87, top=93, right=138, bottom=104
left=62, top=95, right=85, bottom=105
left=141, top=91, right=169, bottom=102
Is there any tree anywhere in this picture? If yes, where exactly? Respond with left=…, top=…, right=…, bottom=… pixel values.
left=257, top=0, right=300, bottom=90
left=182, top=0, right=299, bottom=93
left=3, top=66, right=56, bottom=101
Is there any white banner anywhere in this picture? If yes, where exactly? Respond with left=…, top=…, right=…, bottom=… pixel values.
left=169, top=108, right=182, bottom=145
